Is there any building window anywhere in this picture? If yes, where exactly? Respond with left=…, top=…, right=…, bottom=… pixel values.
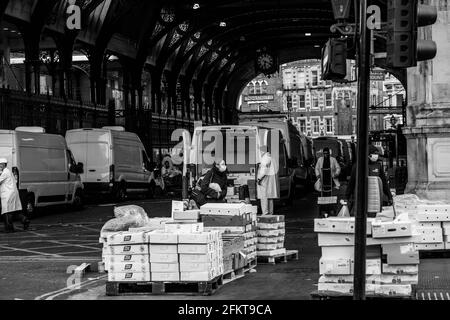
left=312, top=118, right=320, bottom=134
left=312, top=94, right=319, bottom=109
left=299, top=94, right=306, bottom=109
left=255, top=83, right=261, bottom=94
left=325, top=118, right=333, bottom=134
left=352, top=116, right=357, bottom=134
left=326, top=93, right=332, bottom=107
left=312, top=71, right=318, bottom=86
left=249, top=83, right=255, bottom=94
left=299, top=119, right=306, bottom=134
left=396, top=94, right=403, bottom=107
left=371, top=94, right=377, bottom=107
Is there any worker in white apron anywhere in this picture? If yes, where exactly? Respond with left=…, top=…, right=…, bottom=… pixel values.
left=257, top=152, right=280, bottom=215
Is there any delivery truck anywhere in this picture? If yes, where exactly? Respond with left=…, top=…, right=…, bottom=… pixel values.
left=0, top=127, right=84, bottom=216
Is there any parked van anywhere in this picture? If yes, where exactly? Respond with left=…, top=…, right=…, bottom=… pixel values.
left=0, top=127, right=84, bottom=215
left=188, top=125, right=295, bottom=204
left=66, top=127, right=154, bottom=201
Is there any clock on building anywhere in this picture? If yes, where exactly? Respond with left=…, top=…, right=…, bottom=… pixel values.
left=255, top=50, right=277, bottom=75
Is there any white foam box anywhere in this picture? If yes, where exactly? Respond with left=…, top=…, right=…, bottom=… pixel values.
left=149, top=253, right=179, bottom=263
left=108, top=262, right=150, bottom=273
left=414, top=242, right=445, bottom=250
left=106, top=231, right=150, bottom=245
left=382, top=264, right=419, bottom=275
left=200, top=203, right=247, bottom=216
left=179, top=262, right=215, bottom=272
left=164, top=222, right=204, bottom=234
left=173, top=210, right=201, bottom=221
left=256, top=248, right=286, bottom=257
left=418, top=222, right=442, bottom=228
left=145, top=217, right=174, bottom=229
left=417, top=232, right=443, bottom=243
left=149, top=244, right=178, bottom=254
left=257, top=243, right=278, bottom=251
left=151, top=272, right=180, bottom=282
left=379, top=274, right=418, bottom=284
left=103, top=254, right=149, bottom=264
left=258, top=236, right=282, bottom=244
left=319, top=258, right=353, bottom=275
left=178, top=231, right=221, bottom=244
left=318, top=283, right=377, bottom=294
left=180, top=271, right=216, bottom=282
left=413, top=226, right=443, bottom=235
left=318, top=275, right=381, bottom=284
left=258, top=222, right=285, bottom=230
left=151, top=263, right=180, bottom=273
left=104, top=244, right=149, bottom=255
left=417, top=211, right=450, bottom=222
left=318, top=233, right=418, bottom=247
left=148, top=231, right=178, bottom=244
left=244, top=204, right=258, bottom=215
left=381, top=243, right=416, bottom=255
left=372, top=221, right=413, bottom=238
left=445, top=241, right=450, bottom=250
left=373, top=284, right=412, bottom=296
left=443, top=228, right=450, bottom=236
left=257, top=229, right=282, bottom=237
left=179, top=253, right=215, bottom=264
left=108, top=272, right=151, bottom=282
left=443, top=222, right=450, bottom=228
left=321, top=246, right=381, bottom=260
left=386, top=252, right=419, bottom=265
left=314, top=218, right=374, bottom=235
left=178, top=243, right=215, bottom=254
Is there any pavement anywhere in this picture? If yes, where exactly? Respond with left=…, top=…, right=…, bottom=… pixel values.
left=0, top=189, right=450, bottom=300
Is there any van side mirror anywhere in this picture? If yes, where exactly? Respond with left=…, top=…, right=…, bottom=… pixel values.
left=76, top=162, right=84, bottom=174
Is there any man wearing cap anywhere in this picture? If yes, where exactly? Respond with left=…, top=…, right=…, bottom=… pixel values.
left=0, top=158, right=30, bottom=233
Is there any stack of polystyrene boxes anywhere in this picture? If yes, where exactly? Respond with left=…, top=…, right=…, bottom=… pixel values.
left=256, top=215, right=286, bottom=258
left=200, top=203, right=258, bottom=262
left=103, top=230, right=152, bottom=282
left=315, top=216, right=419, bottom=296
left=414, top=204, right=450, bottom=251
left=148, top=222, right=224, bottom=282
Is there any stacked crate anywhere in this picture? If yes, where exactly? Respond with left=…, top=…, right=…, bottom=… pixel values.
left=103, top=231, right=151, bottom=282
left=414, top=204, right=450, bottom=251
left=200, top=203, right=258, bottom=263
left=315, top=217, right=419, bottom=297
left=256, top=215, right=286, bottom=257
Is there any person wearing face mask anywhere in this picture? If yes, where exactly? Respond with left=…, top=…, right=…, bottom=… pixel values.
left=190, top=160, right=229, bottom=208
left=345, top=145, right=393, bottom=213
left=0, top=158, right=30, bottom=233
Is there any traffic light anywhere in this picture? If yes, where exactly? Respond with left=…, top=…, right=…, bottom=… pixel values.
left=321, top=38, right=347, bottom=80
left=386, top=0, right=437, bottom=68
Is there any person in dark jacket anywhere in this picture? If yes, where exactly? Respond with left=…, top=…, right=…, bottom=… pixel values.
left=346, top=145, right=393, bottom=212
left=190, top=160, right=228, bottom=208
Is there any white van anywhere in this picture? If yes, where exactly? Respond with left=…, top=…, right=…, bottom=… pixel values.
left=66, top=127, right=154, bottom=200
left=0, top=127, right=84, bottom=215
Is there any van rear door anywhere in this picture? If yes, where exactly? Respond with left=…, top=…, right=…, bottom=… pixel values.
left=0, top=132, right=14, bottom=166
left=85, top=131, right=110, bottom=183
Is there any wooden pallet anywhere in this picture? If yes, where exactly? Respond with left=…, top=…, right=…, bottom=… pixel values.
left=106, top=275, right=223, bottom=296
left=257, top=250, right=299, bottom=265
left=222, top=267, right=245, bottom=285
left=244, top=258, right=257, bottom=271
left=310, top=287, right=417, bottom=301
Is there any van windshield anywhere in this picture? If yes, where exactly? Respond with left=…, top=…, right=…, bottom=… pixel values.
left=193, top=128, right=258, bottom=174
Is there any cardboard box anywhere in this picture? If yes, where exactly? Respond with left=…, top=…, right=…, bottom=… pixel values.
left=318, top=275, right=381, bottom=284
left=258, top=236, right=282, bottom=244
left=319, top=258, right=353, bottom=275
left=373, top=284, right=412, bottom=296
left=379, top=274, right=418, bottom=284
left=178, top=243, right=214, bottom=254
left=258, top=222, right=285, bottom=230
left=414, top=242, right=445, bottom=250
left=173, top=210, right=200, bottom=221
left=180, top=271, right=216, bottom=282
left=321, top=246, right=355, bottom=259
left=151, top=263, right=180, bottom=273
left=382, top=243, right=416, bottom=255
left=151, top=272, right=180, bottom=282
left=108, top=272, right=151, bottom=282
left=372, top=221, right=413, bottom=238
left=200, top=203, right=247, bottom=216
left=314, top=218, right=374, bottom=235
left=148, top=231, right=178, bottom=244
left=106, top=231, right=149, bottom=245
left=149, top=253, right=179, bottom=263
left=109, top=262, right=150, bottom=273
left=318, top=233, right=418, bottom=247
left=257, top=229, right=282, bottom=237
left=104, top=244, right=149, bottom=255
left=171, top=200, right=184, bottom=217
left=445, top=242, right=450, bottom=250
left=257, top=243, right=278, bottom=251
left=178, top=231, right=220, bottom=244
left=318, top=283, right=376, bottom=294
left=386, top=252, right=420, bottom=265
left=365, top=259, right=383, bottom=275
left=202, top=214, right=250, bottom=227
left=257, top=215, right=285, bottom=223
left=149, top=244, right=178, bottom=254
left=382, top=264, right=419, bottom=275
left=164, top=222, right=204, bottom=234
left=417, top=233, right=443, bottom=243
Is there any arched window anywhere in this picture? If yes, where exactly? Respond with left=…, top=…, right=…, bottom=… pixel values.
left=249, top=82, right=256, bottom=94
left=261, top=81, right=268, bottom=94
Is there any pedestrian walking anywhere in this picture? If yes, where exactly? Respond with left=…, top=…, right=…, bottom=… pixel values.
left=0, top=158, right=30, bottom=233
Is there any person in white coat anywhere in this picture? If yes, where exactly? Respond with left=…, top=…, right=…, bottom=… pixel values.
left=315, top=148, right=341, bottom=191
left=257, top=152, right=280, bottom=215
left=0, top=158, right=29, bottom=233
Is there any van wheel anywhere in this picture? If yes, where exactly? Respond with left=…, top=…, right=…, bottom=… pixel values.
left=116, top=183, right=127, bottom=202
left=25, top=194, right=36, bottom=217
left=73, top=189, right=84, bottom=210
